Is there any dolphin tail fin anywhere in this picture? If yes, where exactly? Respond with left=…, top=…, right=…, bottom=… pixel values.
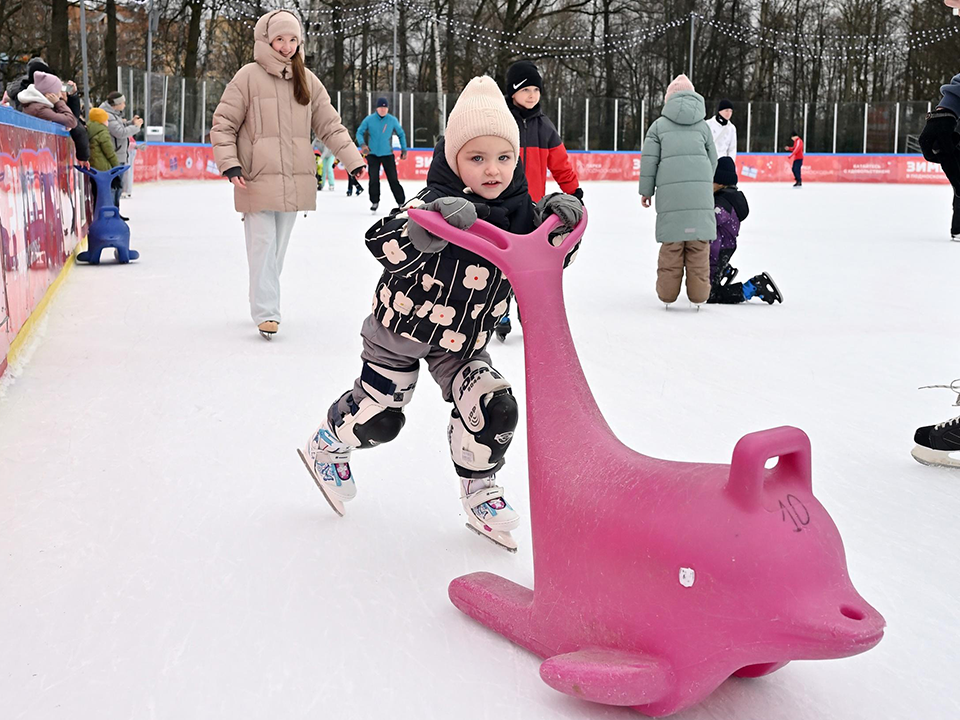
left=539, top=648, right=672, bottom=707
left=448, top=572, right=539, bottom=652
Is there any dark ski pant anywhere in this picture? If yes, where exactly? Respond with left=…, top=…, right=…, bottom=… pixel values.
left=792, top=159, right=803, bottom=184
left=347, top=174, right=363, bottom=194
left=708, top=247, right=746, bottom=304
left=367, top=154, right=405, bottom=207
left=952, top=192, right=960, bottom=235
left=326, top=315, right=503, bottom=479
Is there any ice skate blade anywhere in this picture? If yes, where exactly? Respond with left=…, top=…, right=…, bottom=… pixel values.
left=911, top=444, right=960, bottom=469
left=465, top=522, right=518, bottom=553
left=296, top=448, right=346, bottom=516
left=259, top=331, right=274, bottom=341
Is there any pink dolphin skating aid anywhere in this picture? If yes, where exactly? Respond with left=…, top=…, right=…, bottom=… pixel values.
left=408, top=208, right=885, bottom=717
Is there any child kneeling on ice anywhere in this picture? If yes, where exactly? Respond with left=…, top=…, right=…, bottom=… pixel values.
left=299, top=76, right=583, bottom=551
left=708, top=157, right=782, bottom=304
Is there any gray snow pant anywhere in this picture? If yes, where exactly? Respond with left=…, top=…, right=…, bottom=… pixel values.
left=327, top=314, right=501, bottom=477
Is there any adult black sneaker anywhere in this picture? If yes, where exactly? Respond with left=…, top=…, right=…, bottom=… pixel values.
left=912, top=416, right=960, bottom=468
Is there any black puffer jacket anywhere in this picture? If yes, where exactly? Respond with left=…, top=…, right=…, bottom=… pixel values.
left=64, top=92, right=90, bottom=163
left=363, top=141, right=537, bottom=359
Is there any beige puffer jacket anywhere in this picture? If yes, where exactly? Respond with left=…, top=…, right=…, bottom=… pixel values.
left=211, top=10, right=364, bottom=214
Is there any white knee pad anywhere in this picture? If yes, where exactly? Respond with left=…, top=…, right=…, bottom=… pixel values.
left=332, top=362, right=419, bottom=448
left=448, top=361, right=518, bottom=476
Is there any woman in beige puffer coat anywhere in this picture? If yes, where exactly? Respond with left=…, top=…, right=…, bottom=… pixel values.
left=211, top=9, right=365, bottom=339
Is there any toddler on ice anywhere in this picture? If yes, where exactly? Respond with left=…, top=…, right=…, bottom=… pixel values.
left=299, top=77, right=583, bottom=551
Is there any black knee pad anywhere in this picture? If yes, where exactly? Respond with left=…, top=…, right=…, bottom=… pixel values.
left=353, top=406, right=406, bottom=448
left=449, top=361, right=517, bottom=475
left=475, top=389, right=518, bottom=466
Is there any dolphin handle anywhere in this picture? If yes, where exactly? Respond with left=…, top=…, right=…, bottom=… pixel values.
left=726, top=426, right=812, bottom=510
left=407, top=207, right=588, bottom=276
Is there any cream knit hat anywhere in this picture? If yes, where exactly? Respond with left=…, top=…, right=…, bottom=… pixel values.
left=664, top=73, right=694, bottom=102
left=444, top=76, right=520, bottom=177
left=262, top=9, right=302, bottom=43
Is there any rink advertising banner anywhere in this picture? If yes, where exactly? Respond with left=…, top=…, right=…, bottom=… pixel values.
left=134, top=144, right=954, bottom=186
left=0, top=107, right=85, bottom=365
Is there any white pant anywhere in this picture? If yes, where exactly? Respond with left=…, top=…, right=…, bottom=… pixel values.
left=243, top=210, right=298, bottom=324
left=122, top=149, right=136, bottom=195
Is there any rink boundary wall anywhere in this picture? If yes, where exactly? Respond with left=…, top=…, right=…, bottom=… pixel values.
left=131, top=143, right=953, bottom=186
left=0, top=107, right=87, bottom=380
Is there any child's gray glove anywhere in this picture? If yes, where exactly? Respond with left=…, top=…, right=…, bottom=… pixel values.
left=407, top=197, right=478, bottom=253
left=423, top=196, right=478, bottom=229
left=536, top=192, right=583, bottom=229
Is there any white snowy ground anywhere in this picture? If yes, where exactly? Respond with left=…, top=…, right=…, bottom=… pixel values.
left=1, top=179, right=959, bottom=719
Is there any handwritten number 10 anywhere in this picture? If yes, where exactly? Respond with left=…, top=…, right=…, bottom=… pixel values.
left=780, top=495, right=811, bottom=532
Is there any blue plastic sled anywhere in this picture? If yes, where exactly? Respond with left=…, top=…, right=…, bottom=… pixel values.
left=75, top=165, right=139, bottom=264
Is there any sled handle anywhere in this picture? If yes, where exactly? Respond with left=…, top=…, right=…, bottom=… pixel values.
left=75, top=165, right=129, bottom=181
left=407, top=207, right=588, bottom=275
left=726, top=426, right=812, bottom=511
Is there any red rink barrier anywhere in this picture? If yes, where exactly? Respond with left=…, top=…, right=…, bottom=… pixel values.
left=0, top=108, right=86, bottom=366
left=134, top=144, right=953, bottom=186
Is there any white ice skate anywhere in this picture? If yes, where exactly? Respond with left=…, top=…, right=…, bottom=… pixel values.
left=298, top=424, right=356, bottom=516
left=461, top=476, right=520, bottom=553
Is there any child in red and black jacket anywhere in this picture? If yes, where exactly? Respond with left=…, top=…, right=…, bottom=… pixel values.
left=504, top=61, right=581, bottom=203
left=496, top=60, right=581, bottom=340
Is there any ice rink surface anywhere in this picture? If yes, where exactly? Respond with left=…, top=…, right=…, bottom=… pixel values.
left=2, top=179, right=959, bottom=719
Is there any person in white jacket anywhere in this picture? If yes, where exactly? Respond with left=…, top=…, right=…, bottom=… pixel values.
left=706, top=99, right=737, bottom=160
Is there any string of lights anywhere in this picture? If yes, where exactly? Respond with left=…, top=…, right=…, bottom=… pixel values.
left=206, top=3, right=960, bottom=61
left=699, top=13, right=960, bottom=60
left=399, top=0, right=683, bottom=43
left=218, top=2, right=393, bottom=21
left=697, top=11, right=960, bottom=41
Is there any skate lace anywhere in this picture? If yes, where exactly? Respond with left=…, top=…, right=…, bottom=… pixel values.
left=919, top=379, right=960, bottom=407
left=934, top=415, right=960, bottom=430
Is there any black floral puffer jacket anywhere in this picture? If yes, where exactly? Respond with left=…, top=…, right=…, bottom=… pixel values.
left=363, top=141, right=582, bottom=359
left=365, top=186, right=516, bottom=359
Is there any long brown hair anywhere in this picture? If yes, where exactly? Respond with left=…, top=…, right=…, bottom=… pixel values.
left=291, top=52, right=311, bottom=106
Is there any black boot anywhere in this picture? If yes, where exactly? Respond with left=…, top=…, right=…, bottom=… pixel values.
left=495, top=315, right=512, bottom=342
left=745, top=272, right=782, bottom=304
left=718, top=264, right=739, bottom=286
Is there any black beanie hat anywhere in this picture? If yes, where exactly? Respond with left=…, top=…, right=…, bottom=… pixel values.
left=714, top=156, right=738, bottom=186
left=506, top=60, right=543, bottom=95
left=717, top=98, right=733, bottom=112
